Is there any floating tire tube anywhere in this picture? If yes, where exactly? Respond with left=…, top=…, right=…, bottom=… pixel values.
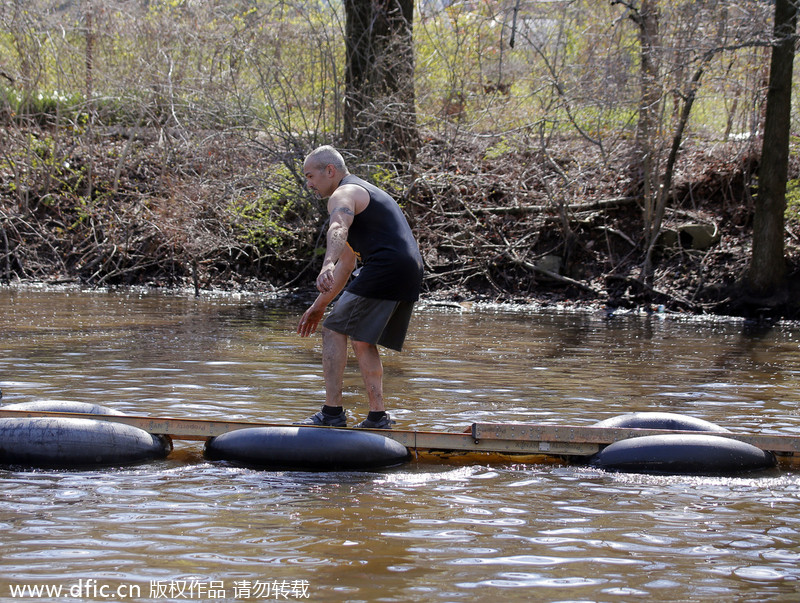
left=2, top=400, right=128, bottom=416
left=588, top=412, right=776, bottom=475
left=205, top=426, right=411, bottom=471
left=593, top=411, right=731, bottom=433
left=0, top=401, right=172, bottom=469
left=589, top=433, right=777, bottom=475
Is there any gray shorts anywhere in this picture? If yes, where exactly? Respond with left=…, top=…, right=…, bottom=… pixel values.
left=322, top=291, right=415, bottom=352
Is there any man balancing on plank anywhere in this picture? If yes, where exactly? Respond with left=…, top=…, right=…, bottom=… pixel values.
left=296, top=145, right=424, bottom=429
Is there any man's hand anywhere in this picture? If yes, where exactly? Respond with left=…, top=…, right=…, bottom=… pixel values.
left=316, top=262, right=336, bottom=293
left=297, top=304, right=325, bottom=338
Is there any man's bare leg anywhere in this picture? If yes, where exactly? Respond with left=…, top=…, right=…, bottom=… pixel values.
left=321, top=327, right=349, bottom=407
left=351, top=340, right=385, bottom=412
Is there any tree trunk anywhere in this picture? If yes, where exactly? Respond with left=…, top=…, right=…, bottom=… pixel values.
left=344, top=0, right=417, bottom=162
left=634, top=0, right=661, bottom=251
left=747, top=0, right=796, bottom=296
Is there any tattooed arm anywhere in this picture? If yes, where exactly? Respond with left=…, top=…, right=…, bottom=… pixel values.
left=298, top=185, right=365, bottom=339
left=316, top=185, right=366, bottom=293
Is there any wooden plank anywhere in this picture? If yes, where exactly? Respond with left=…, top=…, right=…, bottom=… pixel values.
left=0, top=409, right=599, bottom=454
left=393, top=428, right=599, bottom=456
left=0, top=410, right=797, bottom=465
left=0, top=409, right=262, bottom=441
left=472, top=422, right=800, bottom=454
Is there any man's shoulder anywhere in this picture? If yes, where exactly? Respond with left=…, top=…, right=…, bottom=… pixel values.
left=332, top=180, right=370, bottom=211
left=335, top=181, right=369, bottom=194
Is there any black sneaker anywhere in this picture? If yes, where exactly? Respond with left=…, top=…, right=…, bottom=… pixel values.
left=294, top=410, right=347, bottom=427
left=353, top=413, right=395, bottom=429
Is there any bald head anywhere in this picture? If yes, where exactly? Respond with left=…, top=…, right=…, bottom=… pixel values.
left=303, top=145, right=352, bottom=199
left=304, top=145, right=348, bottom=174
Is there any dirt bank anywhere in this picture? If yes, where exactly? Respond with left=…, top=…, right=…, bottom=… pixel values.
left=1, top=128, right=798, bottom=319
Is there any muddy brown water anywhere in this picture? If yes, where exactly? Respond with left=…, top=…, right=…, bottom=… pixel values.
left=1, top=288, right=799, bottom=602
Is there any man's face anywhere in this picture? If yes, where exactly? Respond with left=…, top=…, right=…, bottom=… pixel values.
left=304, top=161, right=333, bottom=199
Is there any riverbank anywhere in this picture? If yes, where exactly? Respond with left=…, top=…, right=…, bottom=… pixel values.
left=1, top=128, right=798, bottom=319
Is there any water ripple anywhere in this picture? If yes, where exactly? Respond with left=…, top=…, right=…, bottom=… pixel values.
left=2, top=290, right=800, bottom=601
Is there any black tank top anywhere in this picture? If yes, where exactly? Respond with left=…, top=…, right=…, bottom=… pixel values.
left=340, top=175, right=423, bottom=302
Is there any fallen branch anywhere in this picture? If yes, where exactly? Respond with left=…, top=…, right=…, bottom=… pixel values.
left=439, top=196, right=638, bottom=218
left=504, top=250, right=603, bottom=295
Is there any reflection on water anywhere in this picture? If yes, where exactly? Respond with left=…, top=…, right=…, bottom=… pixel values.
left=1, top=288, right=799, bottom=601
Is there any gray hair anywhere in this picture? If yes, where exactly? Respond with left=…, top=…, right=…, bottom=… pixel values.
left=305, top=145, right=348, bottom=173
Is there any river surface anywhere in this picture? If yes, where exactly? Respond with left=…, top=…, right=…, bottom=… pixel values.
left=1, top=288, right=799, bottom=602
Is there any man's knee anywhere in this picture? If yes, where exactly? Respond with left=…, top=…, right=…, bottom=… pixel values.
left=351, top=339, right=378, bottom=355
left=322, top=327, right=346, bottom=343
